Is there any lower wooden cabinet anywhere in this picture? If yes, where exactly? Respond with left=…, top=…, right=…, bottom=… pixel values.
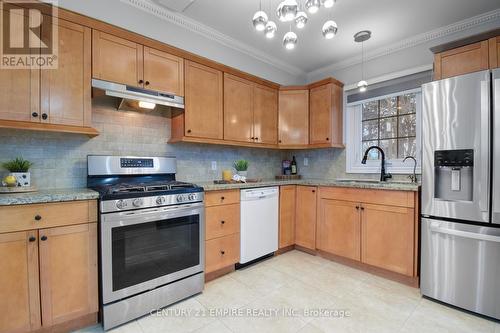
left=317, top=199, right=360, bottom=261
left=295, top=186, right=317, bottom=250
left=0, top=201, right=98, bottom=333
left=361, top=204, right=415, bottom=276
left=279, top=186, right=296, bottom=249
left=205, top=233, right=240, bottom=273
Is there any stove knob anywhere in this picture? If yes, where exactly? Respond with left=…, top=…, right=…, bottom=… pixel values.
left=176, top=195, right=184, bottom=203
left=116, top=200, right=127, bottom=210
left=188, top=193, right=196, bottom=201
left=156, top=196, right=166, bottom=205
left=132, top=198, right=144, bottom=207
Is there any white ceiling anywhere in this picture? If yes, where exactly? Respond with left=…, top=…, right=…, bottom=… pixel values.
left=150, top=0, right=499, bottom=74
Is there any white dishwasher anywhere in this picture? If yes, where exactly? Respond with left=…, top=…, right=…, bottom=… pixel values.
left=239, top=187, right=279, bottom=264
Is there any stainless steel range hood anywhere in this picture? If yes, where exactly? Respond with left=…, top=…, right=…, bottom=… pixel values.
left=92, top=79, right=184, bottom=109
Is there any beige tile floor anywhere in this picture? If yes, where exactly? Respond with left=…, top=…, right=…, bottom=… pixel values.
left=75, top=250, right=499, bottom=333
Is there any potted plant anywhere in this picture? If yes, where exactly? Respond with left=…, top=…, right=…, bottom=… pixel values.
left=2, top=157, right=33, bottom=187
left=233, top=159, right=249, bottom=177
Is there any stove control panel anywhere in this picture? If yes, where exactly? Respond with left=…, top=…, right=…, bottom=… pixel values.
left=102, top=192, right=204, bottom=213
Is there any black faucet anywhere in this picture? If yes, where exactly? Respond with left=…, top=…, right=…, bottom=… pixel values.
left=361, top=146, right=392, bottom=182
left=403, top=156, right=418, bottom=183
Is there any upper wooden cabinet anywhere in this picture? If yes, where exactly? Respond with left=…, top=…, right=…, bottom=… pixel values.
left=41, top=18, right=91, bottom=127
left=295, top=186, right=317, bottom=250
left=434, top=40, right=489, bottom=80
left=224, top=73, right=278, bottom=145
left=184, top=61, right=223, bottom=139
left=278, top=89, right=309, bottom=147
left=279, top=185, right=296, bottom=249
left=92, top=30, right=184, bottom=96
left=309, top=82, right=343, bottom=147
left=489, top=36, right=500, bottom=69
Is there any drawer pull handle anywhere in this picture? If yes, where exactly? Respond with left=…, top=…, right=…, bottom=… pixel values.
left=220, top=220, right=225, bottom=225
left=34, top=215, right=42, bottom=221
left=221, top=196, right=225, bottom=200
left=28, top=236, right=36, bottom=242
left=40, top=236, right=48, bottom=241
left=220, top=250, right=225, bottom=255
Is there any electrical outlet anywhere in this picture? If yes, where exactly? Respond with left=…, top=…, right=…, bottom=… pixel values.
left=303, top=157, right=309, bottom=166
left=211, top=161, right=217, bottom=170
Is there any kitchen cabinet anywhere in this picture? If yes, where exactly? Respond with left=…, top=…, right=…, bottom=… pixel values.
left=317, top=199, right=360, bottom=261
left=278, top=89, right=309, bottom=147
left=434, top=40, right=489, bottom=80
left=309, top=82, right=343, bottom=147
left=295, top=186, right=317, bottom=250
left=0, top=200, right=98, bottom=333
left=184, top=61, right=223, bottom=139
left=204, top=190, right=240, bottom=275
left=489, top=36, right=500, bottom=68
left=253, top=84, right=278, bottom=144
left=279, top=185, right=296, bottom=249
left=92, top=30, right=184, bottom=95
left=317, top=187, right=417, bottom=277
left=361, top=204, right=414, bottom=276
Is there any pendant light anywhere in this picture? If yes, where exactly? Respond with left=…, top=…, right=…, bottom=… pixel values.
left=295, top=11, right=308, bottom=29
left=354, top=30, right=371, bottom=92
left=305, top=0, right=320, bottom=14
left=265, top=21, right=277, bottom=38
left=277, top=0, right=298, bottom=22
left=252, top=0, right=268, bottom=31
left=322, top=20, right=337, bottom=39
left=321, top=0, right=335, bottom=8
left=283, top=24, right=298, bottom=50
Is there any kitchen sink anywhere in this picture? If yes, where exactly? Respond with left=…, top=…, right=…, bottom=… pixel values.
left=335, top=178, right=416, bottom=185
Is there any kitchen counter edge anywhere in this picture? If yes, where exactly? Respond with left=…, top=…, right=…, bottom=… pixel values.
left=0, top=188, right=100, bottom=206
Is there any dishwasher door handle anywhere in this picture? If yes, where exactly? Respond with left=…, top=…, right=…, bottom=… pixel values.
left=430, top=222, right=500, bottom=243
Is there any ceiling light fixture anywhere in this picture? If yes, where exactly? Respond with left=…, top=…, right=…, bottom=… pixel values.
left=321, top=0, right=335, bottom=8
left=265, top=21, right=277, bottom=38
left=295, top=11, right=308, bottom=29
left=305, top=0, right=320, bottom=14
left=354, top=30, right=371, bottom=92
left=277, top=0, right=298, bottom=22
left=252, top=1, right=268, bottom=31
left=322, top=20, right=337, bottom=39
left=283, top=25, right=298, bottom=50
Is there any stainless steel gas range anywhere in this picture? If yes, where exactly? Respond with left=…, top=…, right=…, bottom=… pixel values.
left=87, top=155, right=205, bottom=330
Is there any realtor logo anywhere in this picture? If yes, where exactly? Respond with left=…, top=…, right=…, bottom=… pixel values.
left=0, top=0, right=58, bottom=69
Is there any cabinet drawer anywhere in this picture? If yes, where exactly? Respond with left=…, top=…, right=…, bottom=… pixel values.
left=206, top=204, right=240, bottom=240
left=205, top=190, right=239, bottom=206
left=0, top=200, right=97, bottom=233
left=205, top=233, right=239, bottom=273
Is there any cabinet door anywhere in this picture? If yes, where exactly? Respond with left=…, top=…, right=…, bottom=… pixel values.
left=224, top=74, right=254, bottom=142
left=39, top=223, right=98, bottom=326
left=144, top=46, right=184, bottom=96
left=253, top=84, right=278, bottom=144
left=309, top=83, right=343, bottom=146
left=0, top=7, right=39, bottom=123
left=317, top=199, right=361, bottom=261
left=361, top=204, right=415, bottom=276
left=184, top=61, right=223, bottom=139
left=92, top=30, right=143, bottom=87
left=434, top=40, right=489, bottom=80
left=489, top=36, right=500, bottom=69
left=279, top=185, right=296, bottom=248
left=278, top=90, right=309, bottom=146
left=41, top=19, right=91, bottom=127
left=0, top=231, right=41, bottom=333
left=205, top=233, right=240, bottom=273
left=295, top=186, right=317, bottom=250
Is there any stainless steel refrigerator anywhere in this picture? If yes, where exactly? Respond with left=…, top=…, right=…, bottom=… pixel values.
left=420, top=69, right=500, bottom=320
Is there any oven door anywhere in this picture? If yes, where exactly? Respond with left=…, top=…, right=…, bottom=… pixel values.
left=100, top=202, right=204, bottom=304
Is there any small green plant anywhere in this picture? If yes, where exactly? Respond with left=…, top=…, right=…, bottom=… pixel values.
left=2, top=157, right=33, bottom=172
left=233, top=159, right=249, bottom=172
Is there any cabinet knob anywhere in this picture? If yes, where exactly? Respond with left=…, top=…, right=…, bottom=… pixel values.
left=34, top=215, right=42, bottom=221
left=361, top=206, right=365, bottom=210
left=187, top=129, right=192, bottom=133
left=145, top=81, right=150, bottom=86
left=355, top=206, right=360, bottom=210
left=138, top=79, right=144, bottom=84
left=32, top=112, right=38, bottom=118
left=220, top=250, right=225, bottom=255
left=312, top=190, right=316, bottom=193
left=40, top=235, right=47, bottom=241
left=221, top=196, right=225, bottom=200
left=278, top=140, right=282, bottom=143
left=326, top=137, right=329, bottom=141
left=254, top=137, right=259, bottom=141
left=220, top=220, right=225, bottom=225
left=41, top=113, right=48, bottom=120
left=251, top=137, right=255, bottom=140
left=28, top=236, right=36, bottom=242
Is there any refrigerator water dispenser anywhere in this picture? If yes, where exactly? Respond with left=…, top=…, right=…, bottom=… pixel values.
left=434, top=149, right=473, bottom=201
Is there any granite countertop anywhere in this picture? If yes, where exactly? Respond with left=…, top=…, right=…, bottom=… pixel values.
left=196, top=178, right=420, bottom=192
left=0, top=188, right=99, bottom=206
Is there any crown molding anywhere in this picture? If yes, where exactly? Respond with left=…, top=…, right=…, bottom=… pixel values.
left=308, top=8, right=500, bottom=79
left=120, top=0, right=306, bottom=77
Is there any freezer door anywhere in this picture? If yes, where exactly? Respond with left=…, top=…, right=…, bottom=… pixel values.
left=422, top=71, right=490, bottom=222
left=493, top=69, right=500, bottom=224
left=420, top=218, right=500, bottom=320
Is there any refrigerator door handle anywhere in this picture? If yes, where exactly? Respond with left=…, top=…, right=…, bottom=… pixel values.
left=493, top=70, right=500, bottom=223
left=479, top=78, right=490, bottom=214
left=430, top=221, right=500, bottom=243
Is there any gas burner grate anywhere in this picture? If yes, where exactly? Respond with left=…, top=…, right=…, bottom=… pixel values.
left=111, top=186, right=146, bottom=193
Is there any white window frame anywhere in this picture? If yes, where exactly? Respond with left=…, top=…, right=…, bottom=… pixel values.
left=345, top=88, right=422, bottom=175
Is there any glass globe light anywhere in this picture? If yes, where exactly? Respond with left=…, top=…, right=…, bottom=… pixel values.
left=322, top=20, right=338, bottom=39
left=357, top=80, right=368, bottom=92
left=321, top=0, right=335, bottom=8
left=295, top=11, right=308, bottom=29
left=283, top=31, right=298, bottom=50
left=265, top=21, right=277, bottom=38
left=276, top=0, right=298, bottom=22
left=252, top=10, right=268, bottom=31
left=305, top=0, right=320, bottom=14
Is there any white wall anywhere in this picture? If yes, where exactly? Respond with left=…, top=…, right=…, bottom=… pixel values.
left=52, top=0, right=304, bottom=85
